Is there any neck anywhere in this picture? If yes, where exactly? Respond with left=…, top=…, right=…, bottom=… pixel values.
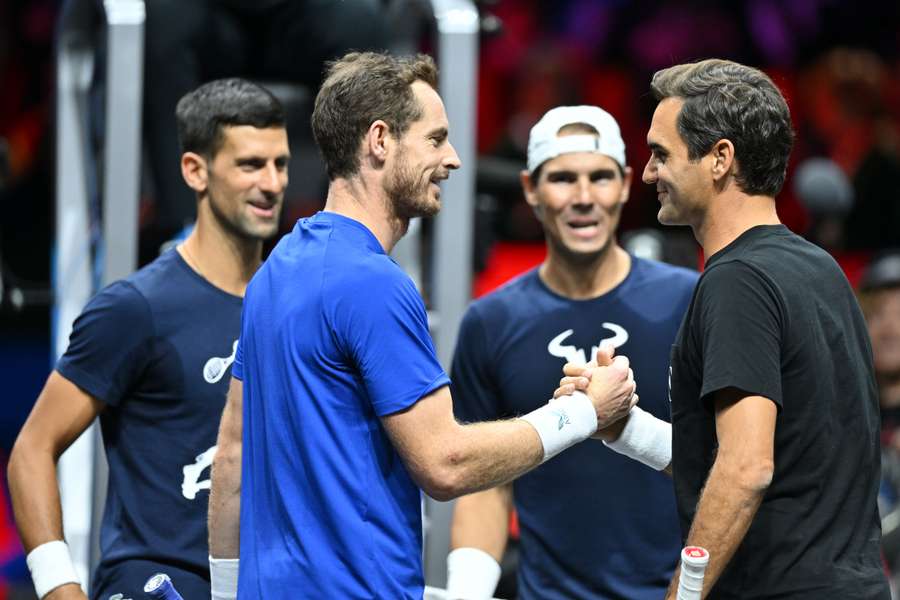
left=177, top=209, right=263, bottom=297
left=323, top=176, right=407, bottom=253
left=540, top=244, right=631, bottom=300
left=694, top=189, right=781, bottom=258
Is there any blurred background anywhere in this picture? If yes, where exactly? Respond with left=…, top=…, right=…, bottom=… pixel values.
left=0, top=0, right=899, bottom=597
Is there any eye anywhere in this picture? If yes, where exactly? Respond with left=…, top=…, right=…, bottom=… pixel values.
left=546, top=172, right=576, bottom=184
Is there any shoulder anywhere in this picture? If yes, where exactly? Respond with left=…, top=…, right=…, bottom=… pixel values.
left=466, top=268, right=543, bottom=321
left=123, top=249, right=189, bottom=301
left=632, top=256, right=699, bottom=287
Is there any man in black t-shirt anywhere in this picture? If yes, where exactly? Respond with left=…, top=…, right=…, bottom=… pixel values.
left=7, top=79, right=289, bottom=600
left=560, top=60, right=889, bottom=598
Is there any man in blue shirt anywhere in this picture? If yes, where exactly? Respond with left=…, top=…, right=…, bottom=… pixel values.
left=446, top=106, right=697, bottom=599
left=8, top=78, right=289, bottom=600
left=207, top=52, right=641, bottom=599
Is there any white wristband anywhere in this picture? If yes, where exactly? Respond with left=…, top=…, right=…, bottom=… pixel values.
left=210, top=555, right=239, bottom=600
left=603, top=406, right=671, bottom=470
left=445, top=547, right=501, bottom=600
left=519, top=392, right=597, bottom=462
left=26, top=540, right=81, bottom=599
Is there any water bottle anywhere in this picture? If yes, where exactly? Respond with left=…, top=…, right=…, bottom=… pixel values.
left=144, top=573, right=185, bottom=600
left=677, top=546, right=709, bottom=600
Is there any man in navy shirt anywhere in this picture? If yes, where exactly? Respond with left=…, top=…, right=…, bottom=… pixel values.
left=7, top=78, right=289, bottom=600
left=446, top=106, right=697, bottom=599
left=207, top=52, right=641, bottom=599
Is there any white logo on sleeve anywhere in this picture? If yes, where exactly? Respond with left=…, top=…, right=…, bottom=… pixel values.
left=547, top=323, right=629, bottom=364
left=203, top=339, right=238, bottom=384
left=181, top=445, right=217, bottom=500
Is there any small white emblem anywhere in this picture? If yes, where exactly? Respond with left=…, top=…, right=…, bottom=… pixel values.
left=203, top=340, right=238, bottom=384
left=181, top=445, right=217, bottom=500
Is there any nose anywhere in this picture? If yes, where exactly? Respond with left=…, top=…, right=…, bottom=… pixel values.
left=259, top=163, right=287, bottom=195
left=444, top=142, right=461, bottom=171
left=574, top=177, right=593, bottom=205
left=642, top=157, right=657, bottom=185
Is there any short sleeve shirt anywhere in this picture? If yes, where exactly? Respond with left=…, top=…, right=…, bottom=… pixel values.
left=57, top=249, right=242, bottom=590
left=234, top=212, right=449, bottom=599
left=452, top=258, right=698, bottom=599
left=669, top=225, right=888, bottom=599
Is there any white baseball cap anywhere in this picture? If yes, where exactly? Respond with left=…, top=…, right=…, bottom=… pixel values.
left=527, top=105, right=626, bottom=173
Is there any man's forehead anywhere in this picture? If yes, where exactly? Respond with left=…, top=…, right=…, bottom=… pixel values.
left=543, top=150, right=619, bottom=171
left=218, top=125, right=289, bottom=153
left=647, top=98, right=683, bottom=142
left=411, top=81, right=449, bottom=126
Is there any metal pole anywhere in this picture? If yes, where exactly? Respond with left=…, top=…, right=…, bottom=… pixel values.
left=424, top=0, right=479, bottom=588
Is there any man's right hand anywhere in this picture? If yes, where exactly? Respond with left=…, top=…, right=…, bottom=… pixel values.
left=45, top=583, right=88, bottom=600
left=584, top=355, right=637, bottom=428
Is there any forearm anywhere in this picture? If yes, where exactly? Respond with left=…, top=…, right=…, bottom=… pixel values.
left=208, top=443, right=241, bottom=558
left=419, top=419, right=543, bottom=500
left=666, top=458, right=768, bottom=599
left=8, top=438, right=66, bottom=551
left=208, top=379, right=243, bottom=559
left=450, top=486, right=512, bottom=561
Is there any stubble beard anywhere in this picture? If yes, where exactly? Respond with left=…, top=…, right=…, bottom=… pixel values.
left=207, top=187, right=279, bottom=242
left=385, top=153, right=439, bottom=222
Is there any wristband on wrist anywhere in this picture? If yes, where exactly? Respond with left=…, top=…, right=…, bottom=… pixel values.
left=603, top=406, right=671, bottom=470
left=209, top=555, right=239, bottom=600
left=26, top=540, right=81, bottom=599
left=445, top=547, right=501, bottom=600
left=519, top=391, right=597, bottom=463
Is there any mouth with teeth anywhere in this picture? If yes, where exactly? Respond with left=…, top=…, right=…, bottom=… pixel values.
left=248, top=199, right=277, bottom=219
left=566, top=217, right=601, bottom=239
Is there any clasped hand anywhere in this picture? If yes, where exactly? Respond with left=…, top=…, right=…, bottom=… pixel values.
left=552, top=344, right=638, bottom=439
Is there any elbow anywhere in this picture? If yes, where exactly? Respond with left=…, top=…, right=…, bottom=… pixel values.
left=418, top=450, right=469, bottom=502
left=727, top=456, right=774, bottom=494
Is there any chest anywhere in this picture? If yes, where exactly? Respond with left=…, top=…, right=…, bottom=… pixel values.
left=492, top=309, right=679, bottom=416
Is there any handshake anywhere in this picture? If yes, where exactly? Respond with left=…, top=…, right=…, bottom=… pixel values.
left=551, top=343, right=639, bottom=441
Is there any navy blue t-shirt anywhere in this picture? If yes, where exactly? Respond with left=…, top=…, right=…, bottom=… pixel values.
left=451, top=257, right=697, bottom=600
left=56, top=249, right=241, bottom=597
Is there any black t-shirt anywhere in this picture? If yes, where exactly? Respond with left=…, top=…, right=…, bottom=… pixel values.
left=56, top=250, right=241, bottom=595
left=670, top=225, right=889, bottom=599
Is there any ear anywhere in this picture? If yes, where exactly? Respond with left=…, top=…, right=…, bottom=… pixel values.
left=365, top=119, right=392, bottom=166
left=181, top=152, right=208, bottom=194
left=520, top=169, right=544, bottom=220
left=710, top=139, right=735, bottom=183
left=619, top=166, right=633, bottom=204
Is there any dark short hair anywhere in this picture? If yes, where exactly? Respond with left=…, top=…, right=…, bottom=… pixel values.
left=311, top=52, right=438, bottom=180
left=650, top=59, right=794, bottom=197
left=176, top=78, right=286, bottom=158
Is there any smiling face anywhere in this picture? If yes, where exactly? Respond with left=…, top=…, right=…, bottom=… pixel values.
left=523, top=139, right=631, bottom=264
left=204, top=125, right=290, bottom=240
left=642, top=97, right=713, bottom=228
left=384, top=81, right=461, bottom=220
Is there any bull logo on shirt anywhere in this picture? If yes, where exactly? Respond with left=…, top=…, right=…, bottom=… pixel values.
left=547, top=324, right=629, bottom=364
left=181, top=445, right=216, bottom=500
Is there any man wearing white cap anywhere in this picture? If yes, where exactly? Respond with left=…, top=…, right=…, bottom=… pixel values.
left=446, top=106, right=698, bottom=599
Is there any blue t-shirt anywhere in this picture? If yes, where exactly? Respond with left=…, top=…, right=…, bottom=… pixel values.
left=56, top=249, right=242, bottom=597
left=233, top=212, right=449, bottom=598
left=451, top=258, right=697, bottom=600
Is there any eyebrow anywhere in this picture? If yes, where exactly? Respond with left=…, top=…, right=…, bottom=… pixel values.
left=648, top=142, right=668, bottom=155
left=235, top=153, right=291, bottom=164
left=546, top=167, right=617, bottom=177
left=428, top=127, right=448, bottom=139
